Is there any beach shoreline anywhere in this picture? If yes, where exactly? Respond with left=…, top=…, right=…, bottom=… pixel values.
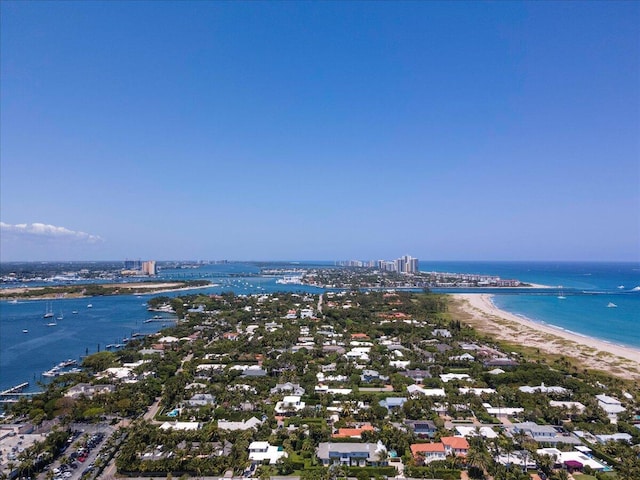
left=451, top=293, right=640, bottom=380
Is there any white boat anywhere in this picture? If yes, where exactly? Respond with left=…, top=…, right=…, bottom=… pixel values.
left=47, top=321, right=57, bottom=327
left=87, top=304, right=93, bottom=308
left=22, top=329, right=29, bottom=333
left=9, top=299, right=19, bottom=304
left=72, top=311, right=78, bottom=314
left=607, top=302, right=617, bottom=308
left=57, top=312, right=64, bottom=321
left=557, top=286, right=566, bottom=300
left=43, top=303, right=54, bottom=318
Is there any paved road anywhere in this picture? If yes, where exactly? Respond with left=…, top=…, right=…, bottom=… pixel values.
left=177, top=353, right=194, bottom=374
left=143, top=396, right=163, bottom=422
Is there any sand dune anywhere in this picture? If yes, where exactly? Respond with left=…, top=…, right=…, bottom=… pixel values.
left=451, top=293, right=640, bottom=380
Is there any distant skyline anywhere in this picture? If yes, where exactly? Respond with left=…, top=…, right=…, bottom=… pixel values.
left=1, top=2, right=639, bottom=262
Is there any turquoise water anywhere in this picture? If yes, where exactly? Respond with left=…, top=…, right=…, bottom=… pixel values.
left=1, top=261, right=638, bottom=393
left=419, top=262, right=640, bottom=349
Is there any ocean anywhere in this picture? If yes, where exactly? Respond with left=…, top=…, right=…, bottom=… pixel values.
left=0, top=261, right=638, bottom=393
left=418, top=261, right=639, bottom=349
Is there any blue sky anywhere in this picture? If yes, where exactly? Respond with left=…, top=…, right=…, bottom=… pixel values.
left=1, top=1, right=638, bottom=261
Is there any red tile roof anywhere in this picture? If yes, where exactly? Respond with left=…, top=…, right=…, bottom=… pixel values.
left=332, top=425, right=375, bottom=438
left=410, top=443, right=445, bottom=456
left=441, top=436, right=470, bottom=451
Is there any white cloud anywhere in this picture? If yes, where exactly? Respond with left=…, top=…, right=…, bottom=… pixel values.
left=0, top=222, right=102, bottom=243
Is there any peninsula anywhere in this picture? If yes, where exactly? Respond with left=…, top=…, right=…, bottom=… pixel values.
left=0, top=280, right=211, bottom=300
left=2, top=290, right=638, bottom=480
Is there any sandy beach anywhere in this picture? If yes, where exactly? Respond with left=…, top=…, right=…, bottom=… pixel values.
left=451, top=293, right=640, bottom=381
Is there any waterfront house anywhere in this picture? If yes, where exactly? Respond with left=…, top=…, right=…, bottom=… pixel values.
left=483, top=357, right=519, bottom=368
left=64, top=383, right=115, bottom=399
left=432, top=329, right=452, bottom=338
left=595, top=394, right=625, bottom=423
left=518, top=383, right=569, bottom=395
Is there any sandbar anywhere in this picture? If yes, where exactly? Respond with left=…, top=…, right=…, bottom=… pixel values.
left=451, top=293, right=640, bottom=381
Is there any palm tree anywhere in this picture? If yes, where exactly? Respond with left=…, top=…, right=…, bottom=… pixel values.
left=466, top=444, right=491, bottom=479
left=551, top=469, right=569, bottom=480
left=535, top=453, right=554, bottom=478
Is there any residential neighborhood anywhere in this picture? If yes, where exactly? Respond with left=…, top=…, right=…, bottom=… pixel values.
left=1, top=290, right=639, bottom=480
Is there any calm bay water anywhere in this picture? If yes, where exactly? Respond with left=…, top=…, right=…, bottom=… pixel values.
left=1, top=261, right=638, bottom=392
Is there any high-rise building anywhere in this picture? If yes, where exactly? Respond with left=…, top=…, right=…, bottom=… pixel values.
left=395, top=255, right=419, bottom=274
left=124, top=259, right=142, bottom=270
left=141, top=260, right=157, bottom=276
left=408, top=256, right=419, bottom=273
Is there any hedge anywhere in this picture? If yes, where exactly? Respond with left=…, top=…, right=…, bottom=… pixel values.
left=345, top=466, right=397, bottom=476
left=404, top=467, right=461, bottom=480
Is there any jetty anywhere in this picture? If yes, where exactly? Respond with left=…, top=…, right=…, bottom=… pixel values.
left=0, top=383, right=38, bottom=404
left=0, top=382, right=29, bottom=395
left=144, top=317, right=175, bottom=323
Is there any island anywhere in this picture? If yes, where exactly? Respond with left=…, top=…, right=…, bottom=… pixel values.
left=0, top=280, right=211, bottom=300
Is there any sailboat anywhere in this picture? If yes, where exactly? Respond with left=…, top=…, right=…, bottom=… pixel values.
left=557, top=286, right=566, bottom=300
left=43, top=303, right=54, bottom=318
left=56, top=310, right=64, bottom=321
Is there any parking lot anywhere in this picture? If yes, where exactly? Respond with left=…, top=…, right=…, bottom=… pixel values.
left=38, top=423, right=114, bottom=480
